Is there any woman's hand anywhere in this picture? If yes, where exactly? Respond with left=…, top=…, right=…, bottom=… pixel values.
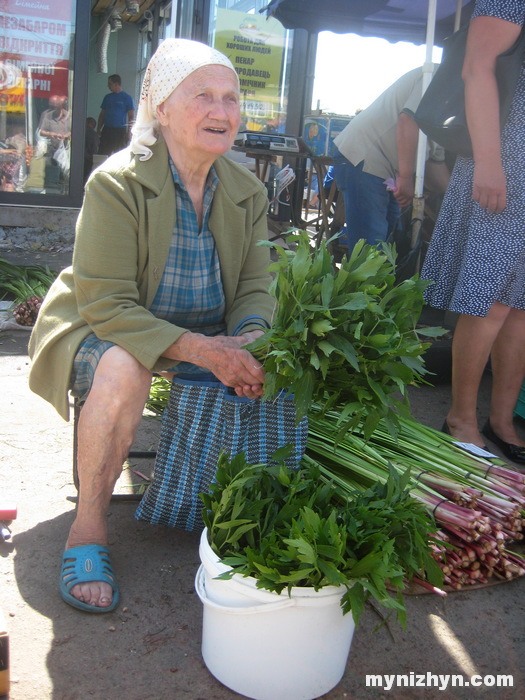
left=472, top=160, right=507, bottom=214
left=166, top=330, right=266, bottom=398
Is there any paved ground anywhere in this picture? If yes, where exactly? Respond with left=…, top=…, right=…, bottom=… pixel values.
left=1, top=245, right=524, bottom=700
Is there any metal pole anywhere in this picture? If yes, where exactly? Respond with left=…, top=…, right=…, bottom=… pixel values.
left=413, top=0, right=437, bottom=203
left=411, top=0, right=438, bottom=249
left=26, top=66, right=33, bottom=147
left=455, top=0, right=464, bottom=31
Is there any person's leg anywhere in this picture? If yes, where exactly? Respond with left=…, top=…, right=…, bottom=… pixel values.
left=97, top=127, right=111, bottom=156
left=446, top=303, right=511, bottom=446
left=347, top=167, right=392, bottom=247
left=323, top=165, right=334, bottom=192
left=385, top=191, right=402, bottom=240
left=65, top=345, right=152, bottom=608
left=333, top=160, right=390, bottom=251
left=83, top=156, right=93, bottom=184
left=487, top=306, right=525, bottom=446
left=332, top=157, right=360, bottom=251
left=358, top=172, right=396, bottom=246
left=116, top=127, right=129, bottom=151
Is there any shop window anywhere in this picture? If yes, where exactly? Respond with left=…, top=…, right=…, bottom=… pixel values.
left=159, top=1, right=178, bottom=41
left=208, top=1, right=293, bottom=134
left=0, top=0, right=77, bottom=196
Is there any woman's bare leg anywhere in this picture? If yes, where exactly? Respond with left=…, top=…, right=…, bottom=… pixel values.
left=65, top=346, right=152, bottom=608
left=446, top=303, right=510, bottom=446
left=488, top=306, right=525, bottom=446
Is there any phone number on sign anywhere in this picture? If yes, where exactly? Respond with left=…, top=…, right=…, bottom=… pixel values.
left=242, top=100, right=271, bottom=116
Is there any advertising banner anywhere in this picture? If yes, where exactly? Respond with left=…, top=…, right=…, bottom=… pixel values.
left=0, top=0, right=73, bottom=111
left=214, top=8, right=286, bottom=129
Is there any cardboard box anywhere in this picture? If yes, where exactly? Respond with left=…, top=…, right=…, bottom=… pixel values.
left=0, top=607, right=8, bottom=697
left=302, top=115, right=352, bottom=157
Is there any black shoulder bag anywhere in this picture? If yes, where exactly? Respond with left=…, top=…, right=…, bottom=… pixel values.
left=414, top=23, right=525, bottom=157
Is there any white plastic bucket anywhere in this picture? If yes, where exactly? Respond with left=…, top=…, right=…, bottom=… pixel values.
left=196, top=529, right=356, bottom=700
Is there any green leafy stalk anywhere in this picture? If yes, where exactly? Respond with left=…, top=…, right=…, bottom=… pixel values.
left=246, top=233, right=442, bottom=438
left=145, top=376, right=172, bottom=416
left=201, top=451, right=442, bottom=627
left=305, top=407, right=525, bottom=588
left=0, top=257, right=58, bottom=304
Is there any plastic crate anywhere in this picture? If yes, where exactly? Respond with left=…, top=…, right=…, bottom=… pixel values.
left=302, top=115, right=351, bottom=157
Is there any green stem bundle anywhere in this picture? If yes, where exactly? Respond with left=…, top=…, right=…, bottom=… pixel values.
left=0, top=257, right=57, bottom=304
left=306, top=408, right=525, bottom=590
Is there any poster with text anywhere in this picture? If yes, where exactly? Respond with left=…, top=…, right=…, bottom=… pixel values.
left=214, top=8, right=286, bottom=131
left=0, top=0, right=74, bottom=113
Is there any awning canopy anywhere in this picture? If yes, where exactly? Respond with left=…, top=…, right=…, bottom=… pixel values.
left=262, top=0, right=475, bottom=45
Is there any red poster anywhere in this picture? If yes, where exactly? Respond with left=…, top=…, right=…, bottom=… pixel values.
left=0, top=0, right=74, bottom=107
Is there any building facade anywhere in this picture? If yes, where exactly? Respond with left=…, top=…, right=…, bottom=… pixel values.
left=0, top=0, right=315, bottom=219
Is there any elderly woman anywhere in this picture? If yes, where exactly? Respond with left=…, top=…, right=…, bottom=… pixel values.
left=28, top=39, right=274, bottom=613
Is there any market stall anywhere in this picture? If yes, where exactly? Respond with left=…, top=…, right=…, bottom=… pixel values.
left=262, top=0, right=475, bottom=260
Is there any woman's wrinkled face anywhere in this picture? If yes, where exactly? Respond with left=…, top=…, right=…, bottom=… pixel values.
left=156, top=65, right=241, bottom=160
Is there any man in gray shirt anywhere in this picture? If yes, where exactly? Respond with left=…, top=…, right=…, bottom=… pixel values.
left=332, top=66, right=449, bottom=253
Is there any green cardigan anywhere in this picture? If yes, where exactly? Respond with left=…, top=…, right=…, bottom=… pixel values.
left=28, top=140, right=274, bottom=420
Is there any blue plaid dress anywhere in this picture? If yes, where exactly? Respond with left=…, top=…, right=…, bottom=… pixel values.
left=71, top=160, right=227, bottom=399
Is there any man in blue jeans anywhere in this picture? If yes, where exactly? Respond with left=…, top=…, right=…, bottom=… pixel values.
left=332, top=67, right=449, bottom=253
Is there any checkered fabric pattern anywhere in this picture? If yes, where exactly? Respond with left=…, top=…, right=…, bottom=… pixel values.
left=149, top=160, right=225, bottom=333
left=70, top=161, right=226, bottom=399
left=135, top=377, right=308, bottom=532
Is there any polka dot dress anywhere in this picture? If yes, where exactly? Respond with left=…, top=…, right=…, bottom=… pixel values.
left=422, top=0, right=525, bottom=317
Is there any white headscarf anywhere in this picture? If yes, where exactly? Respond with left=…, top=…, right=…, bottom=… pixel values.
left=130, top=39, right=237, bottom=161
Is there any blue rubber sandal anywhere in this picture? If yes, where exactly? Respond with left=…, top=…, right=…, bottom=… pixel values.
left=60, top=545, right=120, bottom=613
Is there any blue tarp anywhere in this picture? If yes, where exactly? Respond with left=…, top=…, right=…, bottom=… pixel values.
left=263, top=0, right=475, bottom=45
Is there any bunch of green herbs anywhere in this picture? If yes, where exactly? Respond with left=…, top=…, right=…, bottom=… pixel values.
left=247, top=232, right=442, bottom=438
left=201, top=450, right=442, bottom=627
left=145, top=375, right=172, bottom=416
left=0, top=256, right=58, bottom=304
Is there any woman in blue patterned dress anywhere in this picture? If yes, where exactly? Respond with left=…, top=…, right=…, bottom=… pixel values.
left=422, top=0, right=525, bottom=462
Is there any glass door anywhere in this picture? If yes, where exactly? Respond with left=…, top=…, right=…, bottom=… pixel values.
left=0, top=0, right=79, bottom=199
left=207, top=1, right=293, bottom=134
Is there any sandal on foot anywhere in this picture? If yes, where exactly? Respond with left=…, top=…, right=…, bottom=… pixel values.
left=442, top=420, right=487, bottom=450
left=60, top=544, right=120, bottom=613
left=482, top=420, right=525, bottom=464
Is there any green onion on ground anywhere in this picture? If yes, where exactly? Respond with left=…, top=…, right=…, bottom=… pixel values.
left=145, top=375, right=172, bottom=416
left=0, top=257, right=58, bottom=303
left=305, top=408, right=525, bottom=590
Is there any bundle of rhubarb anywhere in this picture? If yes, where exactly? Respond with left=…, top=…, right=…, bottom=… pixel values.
left=305, top=408, right=525, bottom=591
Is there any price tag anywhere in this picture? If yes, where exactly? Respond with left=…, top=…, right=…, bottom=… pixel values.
left=452, top=441, right=498, bottom=459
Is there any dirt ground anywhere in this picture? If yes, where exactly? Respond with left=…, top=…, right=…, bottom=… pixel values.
left=1, top=247, right=524, bottom=700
